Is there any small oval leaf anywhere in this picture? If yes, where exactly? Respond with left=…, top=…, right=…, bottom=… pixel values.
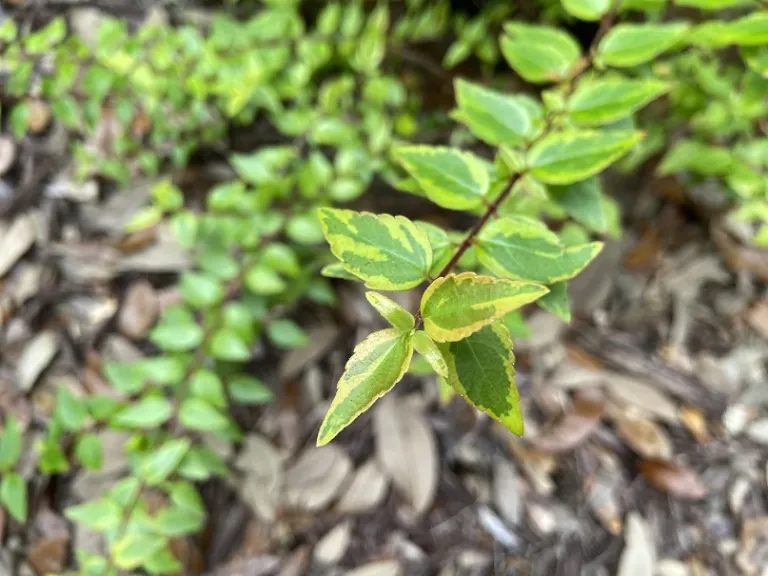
left=365, top=292, right=415, bottom=332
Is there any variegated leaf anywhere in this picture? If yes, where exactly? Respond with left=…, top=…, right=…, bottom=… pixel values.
left=476, top=216, right=603, bottom=284
left=317, top=329, right=413, bottom=446
left=421, top=272, right=548, bottom=342
left=365, top=292, right=415, bottom=332
left=318, top=208, right=432, bottom=290
left=412, top=331, right=448, bottom=377
left=440, top=321, right=523, bottom=435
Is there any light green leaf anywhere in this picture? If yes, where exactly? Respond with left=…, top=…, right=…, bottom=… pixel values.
left=318, top=208, right=432, bottom=291
left=549, top=177, right=608, bottom=232
left=596, top=22, right=689, bottom=68
left=179, top=398, right=230, bottom=432
left=561, top=0, right=610, bottom=21
left=476, top=216, right=603, bottom=283
left=421, top=272, right=548, bottom=342
left=112, top=533, right=167, bottom=570
left=0, top=473, right=26, bottom=523
left=245, top=264, right=287, bottom=296
left=365, top=292, right=415, bottom=332
left=500, top=22, right=581, bottom=84
left=317, top=329, right=413, bottom=446
left=286, top=212, right=325, bottom=245
left=742, top=45, right=768, bottom=78
left=209, top=328, right=251, bottom=361
left=149, top=306, right=204, bottom=352
left=675, top=0, right=751, bottom=9
left=228, top=375, right=273, bottom=405
left=144, top=547, right=182, bottom=574
left=567, top=78, right=670, bottom=126
left=266, top=319, right=308, bottom=349
left=261, top=243, right=300, bottom=277
left=453, top=79, right=532, bottom=146
left=412, top=331, right=448, bottom=377
left=111, top=396, right=173, bottom=429
left=0, top=416, right=22, bottom=471
left=394, top=146, right=489, bottom=210
left=179, top=272, right=224, bottom=309
left=140, top=438, right=191, bottom=485
left=75, top=433, right=104, bottom=470
left=440, top=322, right=523, bottom=435
left=537, top=281, right=571, bottom=322
left=729, top=12, right=768, bottom=46
left=65, top=498, right=122, bottom=532
left=321, top=262, right=362, bottom=281
left=657, top=140, right=733, bottom=176
left=528, top=130, right=644, bottom=184
left=189, top=369, right=227, bottom=409
left=167, top=481, right=206, bottom=516
left=154, top=505, right=205, bottom=537
left=416, top=221, right=454, bottom=277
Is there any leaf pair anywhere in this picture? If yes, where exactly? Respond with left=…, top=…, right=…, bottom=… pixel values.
left=317, top=272, right=547, bottom=445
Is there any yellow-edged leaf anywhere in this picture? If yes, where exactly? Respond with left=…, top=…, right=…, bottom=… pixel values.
left=412, top=331, right=448, bottom=377
left=440, top=321, right=523, bottom=435
left=317, top=329, right=413, bottom=446
left=421, top=272, right=548, bottom=342
left=318, top=208, right=432, bottom=290
left=365, top=292, right=415, bottom=332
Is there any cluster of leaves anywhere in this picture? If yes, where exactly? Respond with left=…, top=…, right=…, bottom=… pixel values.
left=315, top=0, right=768, bottom=444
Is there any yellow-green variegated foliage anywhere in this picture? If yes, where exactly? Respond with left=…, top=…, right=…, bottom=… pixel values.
left=420, top=272, right=548, bottom=342
left=317, top=328, right=413, bottom=446
left=318, top=208, right=432, bottom=290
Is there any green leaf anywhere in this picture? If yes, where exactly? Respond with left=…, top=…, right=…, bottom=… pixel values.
left=197, top=248, right=239, bottom=281
left=476, top=216, right=603, bottom=283
left=394, top=146, right=489, bottom=210
left=125, top=206, right=163, bottom=233
left=596, top=22, right=689, bottom=68
left=567, top=78, right=670, bottom=126
left=657, top=140, right=733, bottom=176
left=318, top=208, right=432, bottom=291
left=549, top=177, right=608, bottom=232
left=154, top=505, right=205, bottom=537
left=561, top=0, right=610, bottom=21
left=149, top=306, right=204, bottom=352
left=453, top=79, right=532, bottom=146
left=528, top=130, right=644, bottom=184
left=675, top=0, right=751, bottom=9
left=261, top=243, right=300, bottom=277
left=166, top=481, right=205, bottom=516
left=10, top=102, right=30, bottom=138
left=421, top=272, right=548, bottom=342
left=0, top=416, right=22, bottom=471
left=440, top=321, right=522, bottom=435
left=266, top=319, right=308, bottom=349
left=500, top=22, right=581, bottom=84
left=228, top=376, right=273, bottom=405
left=245, top=264, right=286, bottom=296
left=537, top=281, right=571, bottom=322
left=111, top=396, right=173, bottom=429
left=151, top=179, right=184, bottom=211
left=317, top=329, right=413, bottom=446
left=286, top=213, right=325, bottom=245
left=112, top=533, right=167, bottom=570
left=143, top=547, right=182, bottom=575
left=729, top=11, right=768, bottom=46
left=65, top=498, right=122, bottom=532
left=75, top=433, right=104, bottom=470
left=209, top=328, right=251, bottom=361
left=412, top=331, right=448, bottom=377
left=177, top=446, right=228, bottom=480
left=170, top=212, right=198, bottom=249
left=321, top=262, right=362, bottom=281
left=179, top=272, right=224, bottom=309
left=140, top=438, right=191, bottom=485
left=742, top=45, right=768, bottom=78
left=365, top=292, right=415, bottom=332
left=0, top=473, right=27, bottom=523
left=189, top=369, right=227, bottom=409
left=179, top=398, right=230, bottom=432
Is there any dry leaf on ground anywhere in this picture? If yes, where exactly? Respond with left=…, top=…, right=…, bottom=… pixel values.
left=614, top=414, right=673, bottom=460
left=16, top=330, right=58, bottom=392
left=374, top=394, right=438, bottom=516
left=736, top=516, right=768, bottom=575
left=335, top=458, right=390, bottom=515
left=0, top=214, right=36, bottom=278
left=639, top=459, right=708, bottom=500
left=617, top=512, right=656, bottom=576
left=492, top=457, right=525, bottom=526
left=314, top=520, right=352, bottom=565
left=533, top=388, right=604, bottom=453
left=345, top=560, right=402, bottom=576
left=604, top=374, right=679, bottom=424
left=283, top=445, right=351, bottom=512
left=586, top=469, right=623, bottom=535
left=0, top=137, right=15, bottom=176
left=234, top=435, right=283, bottom=523
left=26, top=508, right=69, bottom=575
left=118, top=280, right=158, bottom=339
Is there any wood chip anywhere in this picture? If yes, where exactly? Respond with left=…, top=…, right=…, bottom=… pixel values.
left=617, top=512, right=656, bottom=576
left=679, top=406, right=710, bottom=443
left=283, top=445, right=351, bottom=512
left=345, top=560, right=402, bottom=576
left=533, top=388, right=604, bottom=453
left=639, top=459, right=708, bottom=500
left=235, top=435, right=283, bottom=523
left=118, top=280, right=158, bottom=339
left=27, top=99, right=51, bottom=134
left=16, top=331, right=58, bottom=392
left=492, top=457, right=524, bottom=526
left=614, top=414, right=673, bottom=460
left=745, top=418, right=768, bottom=445
left=587, top=470, right=623, bottom=535
left=745, top=299, right=768, bottom=339
left=314, top=520, right=352, bottom=565
left=0, top=137, right=15, bottom=176
left=374, top=394, right=438, bottom=516
left=0, top=214, right=36, bottom=278
left=335, top=459, right=389, bottom=515
left=604, top=373, right=679, bottom=424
